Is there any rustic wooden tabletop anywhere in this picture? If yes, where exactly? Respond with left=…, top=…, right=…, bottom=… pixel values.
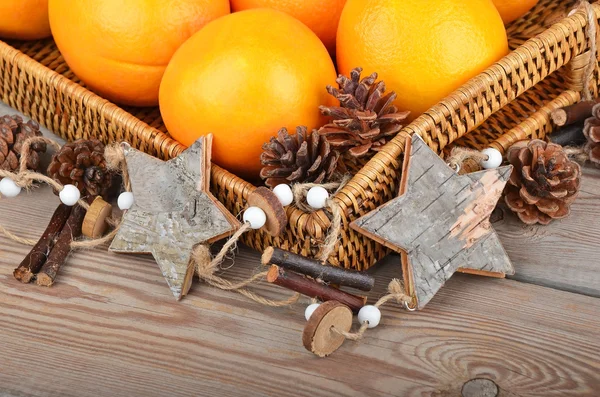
left=0, top=106, right=599, bottom=396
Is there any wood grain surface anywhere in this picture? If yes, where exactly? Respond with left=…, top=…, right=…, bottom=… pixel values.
left=1, top=185, right=600, bottom=396
left=495, top=166, right=600, bottom=297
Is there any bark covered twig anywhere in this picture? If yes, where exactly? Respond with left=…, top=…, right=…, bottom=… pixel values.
left=13, top=204, right=72, bottom=283
left=267, top=265, right=366, bottom=312
left=36, top=204, right=86, bottom=287
left=262, top=246, right=374, bottom=291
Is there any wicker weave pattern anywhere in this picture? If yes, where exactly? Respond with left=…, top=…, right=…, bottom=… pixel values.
left=0, top=0, right=596, bottom=270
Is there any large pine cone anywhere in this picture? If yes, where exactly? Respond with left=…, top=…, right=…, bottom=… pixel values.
left=47, top=139, right=112, bottom=197
left=260, top=126, right=340, bottom=188
left=505, top=140, right=581, bottom=225
left=318, top=67, right=410, bottom=157
left=0, top=115, right=46, bottom=172
left=583, top=114, right=600, bottom=165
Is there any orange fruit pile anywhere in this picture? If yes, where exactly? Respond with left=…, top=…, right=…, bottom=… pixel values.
left=0, top=0, right=51, bottom=40
left=230, top=0, right=346, bottom=53
left=337, top=0, right=508, bottom=118
left=48, top=0, right=230, bottom=106
left=159, top=9, right=337, bottom=179
left=492, top=0, right=538, bottom=24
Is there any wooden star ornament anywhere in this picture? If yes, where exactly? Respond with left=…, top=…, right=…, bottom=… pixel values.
left=109, top=135, right=240, bottom=300
left=351, top=134, right=515, bottom=310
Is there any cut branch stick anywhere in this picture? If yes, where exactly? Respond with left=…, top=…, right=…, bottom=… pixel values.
left=36, top=204, right=86, bottom=287
left=13, top=204, right=72, bottom=283
left=551, top=100, right=600, bottom=126
left=266, top=265, right=366, bottom=312
left=262, top=247, right=374, bottom=291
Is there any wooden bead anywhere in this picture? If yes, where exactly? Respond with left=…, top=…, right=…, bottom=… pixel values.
left=117, top=192, right=134, bottom=210
left=302, top=300, right=352, bottom=357
left=243, top=207, right=266, bottom=229
left=246, top=187, right=287, bottom=236
left=59, top=184, right=81, bottom=206
left=272, top=184, right=293, bottom=206
left=481, top=148, right=502, bottom=169
left=0, top=178, right=21, bottom=198
left=357, top=305, right=381, bottom=328
left=306, top=186, right=329, bottom=209
left=304, top=303, right=320, bottom=321
left=82, top=197, right=112, bottom=239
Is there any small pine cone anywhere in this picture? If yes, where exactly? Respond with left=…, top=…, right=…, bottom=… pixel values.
left=318, top=67, right=410, bottom=157
left=0, top=115, right=46, bottom=172
left=260, top=126, right=341, bottom=188
left=504, top=139, right=581, bottom=225
left=583, top=115, right=600, bottom=165
left=47, top=139, right=112, bottom=197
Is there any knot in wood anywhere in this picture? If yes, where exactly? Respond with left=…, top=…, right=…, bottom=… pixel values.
left=461, top=378, right=499, bottom=397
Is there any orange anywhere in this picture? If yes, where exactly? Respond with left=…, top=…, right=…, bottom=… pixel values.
left=337, top=0, right=508, bottom=118
left=48, top=0, right=230, bottom=107
left=0, top=0, right=51, bottom=40
left=492, top=0, right=538, bottom=24
left=230, top=0, right=346, bottom=53
left=159, top=9, right=337, bottom=180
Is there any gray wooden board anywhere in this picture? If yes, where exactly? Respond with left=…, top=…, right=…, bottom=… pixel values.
left=352, top=135, right=514, bottom=309
left=0, top=188, right=599, bottom=396
left=1, top=106, right=600, bottom=396
left=495, top=166, right=600, bottom=297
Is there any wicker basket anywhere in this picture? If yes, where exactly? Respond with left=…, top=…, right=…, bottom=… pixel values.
left=0, top=0, right=596, bottom=271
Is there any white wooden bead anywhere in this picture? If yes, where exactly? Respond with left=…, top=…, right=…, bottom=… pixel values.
left=306, top=186, right=329, bottom=209
left=358, top=305, right=381, bottom=328
left=0, top=178, right=21, bottom=198
left=305, top=303, right=320, bottom=321
left=59, top=184, right=81, bottom=206
left=243, top=206, right=267, bottom=229
left=481, top=148, right=503, bottom=169
left=118, top=192, right=135, bottom=210
left=273, top=184, right=293, bottom=206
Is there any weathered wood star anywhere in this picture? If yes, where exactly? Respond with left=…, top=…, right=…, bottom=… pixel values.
left=109, top=135, right=239, bottom=300
left=351, top=134, right=514, bottom=309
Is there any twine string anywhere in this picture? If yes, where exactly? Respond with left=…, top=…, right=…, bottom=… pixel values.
left=193, top=241, right=301, bottom=307
left=445, top=146, right=488, bottom=174
left=4, top=137, right=412, bottom=344
left=316, top=199, right=342, bottom=263
left=0, top=224, right=37, bottom=246
left=0, top=137, right=128, bottom=248
left=564, top=145, right=592, bottom=162
left=292, top=175, right=350, bottom=263
left=331, top=278, right=412, bottom=341
left=18, top=137, right=62, bottom=174
left=104, top=143, right=131, bottom=192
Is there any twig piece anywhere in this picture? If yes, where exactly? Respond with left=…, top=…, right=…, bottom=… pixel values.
left=551, top=100, right=600, bottom=126
left=262, top=246, right=374, bottom=291
left=13, top=204, right=72, bottom=283
left=266, top=265, right=366, bottom=312
left=36, top=205, right=86, bottom=286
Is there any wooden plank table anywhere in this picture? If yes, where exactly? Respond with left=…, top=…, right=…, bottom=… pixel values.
left=1, top=137, right=599, bottom=396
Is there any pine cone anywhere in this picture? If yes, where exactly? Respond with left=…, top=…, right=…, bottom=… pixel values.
left=318, top=67, right=410, bottom=157
left=583, top=115, right=600, bottom=165
left=0, top=115, right=46, bottom=172
left=504, top=140, right=581, bottom=225
left=260, top=126, right=340, bottom=188
left=47, top=139, right=112, bottom=197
